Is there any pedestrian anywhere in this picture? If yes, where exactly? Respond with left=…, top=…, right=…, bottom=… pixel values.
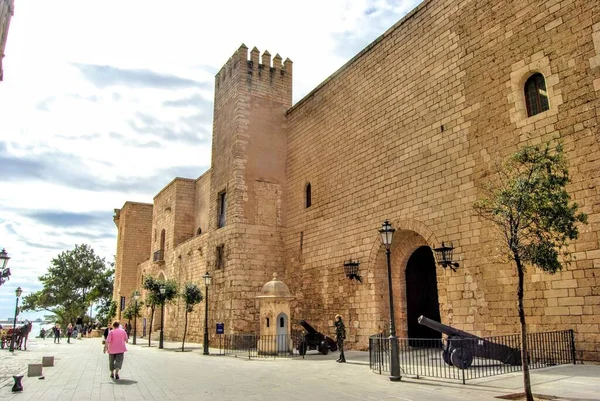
left=104, top=321, right=128, bottom=380
left=125, top=321, right=132, bottom=337
left=67, top=323, right=73, bottom=343
left=40, top=328, right=46, bottom=339
left=334, top=314, right=346, bottom=363
left=53, top=323, right=61, bottom=344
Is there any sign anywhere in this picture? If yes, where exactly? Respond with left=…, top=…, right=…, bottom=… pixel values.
left=216, top=322, right=224, bottom=334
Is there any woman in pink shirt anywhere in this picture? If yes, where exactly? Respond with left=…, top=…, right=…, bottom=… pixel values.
left=104, top=320, right=128, bottom=380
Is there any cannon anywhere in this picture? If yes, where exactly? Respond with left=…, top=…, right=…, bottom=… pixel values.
left=297, top=320, right=338, bottom=355
left=418, top=315, right=522, bottom=369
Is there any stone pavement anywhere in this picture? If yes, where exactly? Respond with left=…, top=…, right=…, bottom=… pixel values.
left=1, top=337, right=599, bottom=401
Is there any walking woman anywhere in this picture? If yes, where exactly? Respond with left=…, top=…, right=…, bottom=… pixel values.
left=104, top=321, right=128, bottom=380
left=335, top=314, right=346, bottom=363
left=53, top=323, right=61, bottom=344
left=66, top=323, right=73, bottom=343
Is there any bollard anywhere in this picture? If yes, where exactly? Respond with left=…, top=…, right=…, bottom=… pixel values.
left=12, top=375, right=24, bottom=392
left=27, top=364, right=43, bottom=377
left=42, top=356, right=54, bottom=367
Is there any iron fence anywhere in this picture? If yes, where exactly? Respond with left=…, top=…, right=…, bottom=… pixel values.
left=218, top=333, right=306, bottom=359
left=369, top=329, right=576, bottom=384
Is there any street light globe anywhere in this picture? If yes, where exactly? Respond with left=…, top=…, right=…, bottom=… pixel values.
left=379, top=220, right=395, bottom=248
left=203, top=271, right=212, bottom=286
left=134, top=291, right=140, bottom=300
left=159, top=286, right=166, bottom=295
left=15, top=287, right=22, bottom=297
left=0, top=248, right=10, bottom=269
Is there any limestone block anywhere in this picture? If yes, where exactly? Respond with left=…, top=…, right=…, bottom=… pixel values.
left=27, top=364, right=43, bottom=377
left=42, top=356, right=54, bottom=367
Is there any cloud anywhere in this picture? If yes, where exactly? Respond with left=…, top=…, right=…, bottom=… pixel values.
left=4, top=222, right=75, bottom=250
left=36, top=96, right=57, bottom=112
left=162, top=93, right=212, bottom=109
left=127, top=111, right=211, bottom=144
left=56, top=133, right=102, bottom=141
left=0, top=141, right=207, bottom=194
left=24, top=210, right=115, bottom=229
left=72, top=63, right=211, bottom=90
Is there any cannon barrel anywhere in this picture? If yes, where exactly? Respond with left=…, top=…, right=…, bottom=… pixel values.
left=299, top=320, right=318, bottom=335
left=418, top=315, right=522, bottom=367
left=418, top=315, right=480, bottom=339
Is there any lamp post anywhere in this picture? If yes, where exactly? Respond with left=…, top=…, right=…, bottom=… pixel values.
left=133, top=290, right=140, bottom=345
left=159, top=286, right=165, bottom=349
left=0, top=248, right=11, bottom=287
left=9, top=287, right=23, bottom=352
left=202, top=271, right=212, bottom=355
left=379, top=220, right=401, bottom=381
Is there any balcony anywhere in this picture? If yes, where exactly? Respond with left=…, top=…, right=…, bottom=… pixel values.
left=153, top=249, right=164, bottom=263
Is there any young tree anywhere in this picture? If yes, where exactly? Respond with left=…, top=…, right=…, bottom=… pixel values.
left=122, top=292, right=143, bottom=328
left=143, top=276, right=178, bottom=347
left=21, top=244, right=114, bottom=326
left=181, top=282, right=203, bottom=352
left=473, top=141, right=587, bottom=401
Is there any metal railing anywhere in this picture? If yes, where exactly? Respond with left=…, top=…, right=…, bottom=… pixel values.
left=369, top=329, right=576, bottom=384
left=218, top=333, right=306, bottom=359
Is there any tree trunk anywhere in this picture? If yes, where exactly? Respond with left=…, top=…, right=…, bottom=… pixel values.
left=516, top=256, right=534, bottom=401
left=148, top=306, right=155, bottom=347
left=182, top=307, right=188, bottom=352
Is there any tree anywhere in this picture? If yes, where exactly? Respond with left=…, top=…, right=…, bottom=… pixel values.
left=181, top=282, right=203, bottom=352
left=95, top=299, right=117, bottom=327
left=143, top=276, right=178, bottom=347
left=473, top=141, right=587, bottom=401
left=122, top=292, right=143, bottom=326
left=21, top=244, right=114, bottom=326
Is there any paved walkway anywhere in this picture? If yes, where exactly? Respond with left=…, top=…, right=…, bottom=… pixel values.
left=1, top=337, right=599, bottom=400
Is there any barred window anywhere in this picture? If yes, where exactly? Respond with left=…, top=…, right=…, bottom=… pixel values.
left=525, top=73, right=549, bottom=117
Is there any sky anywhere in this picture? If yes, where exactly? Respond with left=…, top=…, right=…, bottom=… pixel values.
left=0, top=0, right=422, bottom=320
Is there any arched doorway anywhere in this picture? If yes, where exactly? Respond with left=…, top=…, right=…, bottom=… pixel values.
left=405, top=246, right=441, bottom=343
left=276, top=312, right=288, bottom=352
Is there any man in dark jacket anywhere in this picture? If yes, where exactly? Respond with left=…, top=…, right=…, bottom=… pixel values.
left=335, top=314, right=346, bottom=363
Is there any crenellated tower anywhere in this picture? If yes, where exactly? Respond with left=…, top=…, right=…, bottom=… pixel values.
left=208, top=44, right=293, bottom=333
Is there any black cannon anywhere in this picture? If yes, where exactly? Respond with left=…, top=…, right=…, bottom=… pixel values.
left=418, top=315, right=522, bottom=369
left=297, top=320, right=338, bottom=355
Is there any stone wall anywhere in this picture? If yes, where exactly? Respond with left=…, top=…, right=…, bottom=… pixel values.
left=284, top=0, right=600, bottom=360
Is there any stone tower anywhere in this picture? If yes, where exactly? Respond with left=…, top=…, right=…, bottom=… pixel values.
left=208, top=44, right=293, bottom=332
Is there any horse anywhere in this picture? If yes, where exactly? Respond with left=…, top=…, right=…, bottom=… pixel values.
left=15, top=321, right=33, bottom=350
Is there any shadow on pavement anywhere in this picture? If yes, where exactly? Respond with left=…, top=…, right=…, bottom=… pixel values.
left=111, top=379, right=138, bottom=385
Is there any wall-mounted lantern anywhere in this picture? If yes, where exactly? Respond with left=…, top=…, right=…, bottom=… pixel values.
left=343, top=260, right=362, bottom=283
left=433, top=242, right=460, bottom=272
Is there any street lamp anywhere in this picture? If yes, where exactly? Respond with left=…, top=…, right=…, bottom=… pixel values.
left=159, top=285, right=165, bottom=349
left=0, top=248, right=11, bottom=287
left=202, top=271, right=212, bottom=355
left=133, top=290, right=140, bottom=345
left=9, top=287, right=23, bottom=352
left=379, top=220, right=401, bottom=381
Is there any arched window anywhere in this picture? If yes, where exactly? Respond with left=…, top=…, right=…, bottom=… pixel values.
left=280, top=317, right=284, bottom=328
left=266, top=317, right=270, bottom=328
left=160, top=229, right=166, bottom=251
left=306, top=183, right=312, bottom=208
left=524, top=73, right=549, bottom=117
left=196, top=227, right=202, bottom=235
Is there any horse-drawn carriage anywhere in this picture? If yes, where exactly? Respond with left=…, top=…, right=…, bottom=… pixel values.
left=0, top=322, right=32, bottom=350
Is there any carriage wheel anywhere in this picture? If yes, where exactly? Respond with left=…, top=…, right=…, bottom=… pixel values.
left=442, top=349, right=453, bottom=366
left=318, top=341, right=329, bottom=355
left=450, top=347, right=473, bottom=369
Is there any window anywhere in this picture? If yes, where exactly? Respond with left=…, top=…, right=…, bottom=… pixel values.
left=218, top=191, right=227, bottom=228
left=266, top=318, right=270, bottom=328
left=196, top=227, right=202, bottom=235
left=305, top=183, right=312, bottom=208
left=280, top=317, right=284, bottom=328
left=216, top=244, right=225, bottom=269
left=525, top=73, right=549, bottom=117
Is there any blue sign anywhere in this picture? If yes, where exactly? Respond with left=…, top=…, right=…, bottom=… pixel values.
left=216, top=322, right=224, bottom=334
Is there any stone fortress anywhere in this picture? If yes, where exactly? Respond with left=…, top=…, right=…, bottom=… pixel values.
left=113, top=0, right=600, bottom=361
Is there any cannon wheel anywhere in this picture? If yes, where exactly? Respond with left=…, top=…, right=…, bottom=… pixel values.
left=442, top=349, right=453, bottom=366
left=318, top=341, right=329, bottom=355
left=450, top=347, right=473, bottom=369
